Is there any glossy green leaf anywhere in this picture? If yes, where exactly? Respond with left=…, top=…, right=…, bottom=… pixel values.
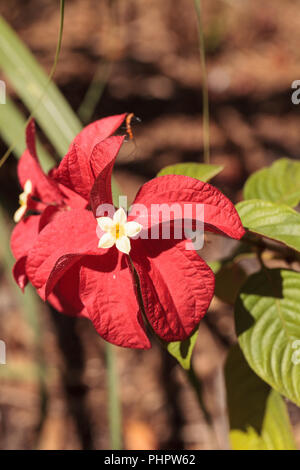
left=0, top=16, right=82, bottom=157
left=235, top=268, right=300, bottom=407
left=167, top=329, right=199, bottom=369
left=244, top=158, right=300, bottom=207
left=225, top=344, right=297, bottom=450
left=0, top=95, right=54, bottom=171
left=157, top=162, right=223, bottom=182
left=236, top=199, right=300, bottom=253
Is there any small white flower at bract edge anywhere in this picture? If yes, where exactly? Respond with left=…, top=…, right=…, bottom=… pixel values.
left=14, top=179, right=33, bottom=223
left=97, top=207, right=142, bottom=255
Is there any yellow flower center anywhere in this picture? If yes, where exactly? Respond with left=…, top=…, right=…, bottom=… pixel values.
left=114, top=223, right=125, bottom=239
left=97, top=207, right=142, bottom=255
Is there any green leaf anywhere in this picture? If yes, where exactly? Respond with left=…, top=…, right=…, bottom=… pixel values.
left=0, top=16, right=82, bottom=157
left=0, top=95, right=54, bottom=171
left=157, top=162, right=223, bottom=182
left=225, top=344, right=297, bottom=450
left=236, top=199, right=300, bottom=253
left=215, top=262, right=247, bottom=305
left=0, top=18, right=123, bottom=194
left=244, top=158, right=300, bottom=207
left=0, top=95, right=29, bottom=158
left=207, top=260, right=221, bottom=274
left=235, top=268, right=300, bottom=407
left=167, top=329, right=199, bottom=369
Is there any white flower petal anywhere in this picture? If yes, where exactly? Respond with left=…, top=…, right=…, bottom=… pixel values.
left=14, top=205, right=27, bottom=223
left=116, top=235, right=131, bottom=254
left=98, top=232, right=116, bottom=249
left=24, top=180, right=32, bottom=194
left=113, top=207, right=127, bottom=225
left=97, top=216, right=114, bottom=232
left=125, top=221, right=143, bottom=238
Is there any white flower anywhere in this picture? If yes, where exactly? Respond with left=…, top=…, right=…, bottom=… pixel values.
left=97, top=207, right=142, bottom=255
left=14, top=180, right=33, bottom=223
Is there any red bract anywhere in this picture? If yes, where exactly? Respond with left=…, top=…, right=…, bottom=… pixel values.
left=11, top=115, right=126, bottom=317
left=19, top=116, right=245, bottom=349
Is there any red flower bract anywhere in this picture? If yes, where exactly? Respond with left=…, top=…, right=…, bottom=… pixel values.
left=11, top=115, right=245, bottom=349
left=11, top=114, right=126, bottom=317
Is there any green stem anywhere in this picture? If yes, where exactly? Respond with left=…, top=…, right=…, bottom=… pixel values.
left=194, top=0, right=210, bottom=164
left=106, top=342, right=122, bottom=450
left=0, top=0, right=65, bottom=168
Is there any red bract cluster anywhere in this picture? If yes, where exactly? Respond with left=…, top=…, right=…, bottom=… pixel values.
left=11, top=115, right=245, bottom=349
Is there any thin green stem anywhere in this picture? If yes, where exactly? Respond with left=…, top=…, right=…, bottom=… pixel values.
left=106, top=341, right=122, bottom=450
left=194, top=0, right=210, bottom=164
left=0, top=0, right=65, bottom=168
left=49, top=0, right=65, bottom=78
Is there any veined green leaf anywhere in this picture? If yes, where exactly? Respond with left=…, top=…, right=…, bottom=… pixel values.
left=157, top=162, right=223, bottom=182
left=236, top=199, right=300, bottom=253
left=0, top=95, right=54, bottom=171
left=0, top=16, right=82, bottom=157
left=225, top=345, right=297, bottom=450
left=235, top=268, right=300, bottom=407
left=167, top=329, right=199, bottom=370
left=244, top=158, right=300, bottom=207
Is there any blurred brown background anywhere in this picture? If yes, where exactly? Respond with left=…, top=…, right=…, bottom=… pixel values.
left=0, top=0, right=300, bottom=450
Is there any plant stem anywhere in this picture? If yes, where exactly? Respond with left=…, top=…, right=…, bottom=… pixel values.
left=194, top=0, right=210, bottom=164
left=0, top=0, right=65, bottom=168
left=106, top=342, right=122, bottom=450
